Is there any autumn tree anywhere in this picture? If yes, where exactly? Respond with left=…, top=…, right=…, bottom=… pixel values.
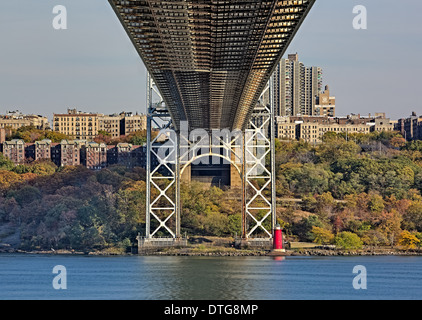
left=398, top=231, right=420, bottom=250
left=403, top=200, right=422, bottom=231
left=9, top=126, right=70, bottom=143
left=310, top=226, right=334, bottom=245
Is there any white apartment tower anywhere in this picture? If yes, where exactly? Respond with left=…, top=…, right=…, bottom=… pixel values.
left=271, top=54, right=323, bottom=117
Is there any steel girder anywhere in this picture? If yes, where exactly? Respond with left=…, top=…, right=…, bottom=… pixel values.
left=109, top=0, right=316, bottom=132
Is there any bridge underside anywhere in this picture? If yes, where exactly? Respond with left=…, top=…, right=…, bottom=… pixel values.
left=109, top=0, right=316, bottom=131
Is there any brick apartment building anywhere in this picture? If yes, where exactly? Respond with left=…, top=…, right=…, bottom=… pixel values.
left=25, top=139, right=52, bottom=162
left=395, top=112, right=422, bottom=141
left=60, top=140, right=84, bottom=166
left=1, top=139, right=156, bottom=171
left=0, top=128, right=6, bottom=144
left=82, top=142, right=108, bottom=170
left=2, top=139, right=25, bottom=164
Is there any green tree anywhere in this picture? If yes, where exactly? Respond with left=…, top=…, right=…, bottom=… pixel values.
left=283, top=163, right=333, bottom=196
left=404, top=140, right=422, bottom=152
left=367, top=193, right=385, bottom=213
left=127, top=130, right=148, bottom=146
left=316, top=139, right=361, bottom=163
left=43, top=131, right=70, bottom=143
left=334, top=231, right=363, bottom=250
left=301, top=194, right=317, bottom=212
left=31, top=161, right=57, bottom=175
left=227, top=214, right=241, bottom=237
left=315, top=192, right=335, bottom=216
left=7, top=185, right=41, bottom=206
left=292, top=215, right=324, bottom=242
left=0, top=154, right=14, bottom=171
left=403, top=201, right=422, bottom=231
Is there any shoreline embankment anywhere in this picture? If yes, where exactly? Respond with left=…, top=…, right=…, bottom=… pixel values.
left=2, top=247, right=421, bottom=257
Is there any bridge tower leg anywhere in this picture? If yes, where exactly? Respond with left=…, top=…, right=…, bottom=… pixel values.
left=241, top=79, right=277, bottom=247
left=143, top=73, right=183, bottom=249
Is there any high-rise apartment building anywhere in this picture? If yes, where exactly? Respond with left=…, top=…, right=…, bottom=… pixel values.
left=271, top=54, right=324, bottom=117
left=304, top=66, right=323, bottom=115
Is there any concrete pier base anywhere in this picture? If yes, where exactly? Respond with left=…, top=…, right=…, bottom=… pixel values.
left=137, top=236, right=188, bottom=252
left=235, top=238, right=272, bottom=250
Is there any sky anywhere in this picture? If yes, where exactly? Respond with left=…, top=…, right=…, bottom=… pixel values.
left=0, top=0, right=421, bottom=121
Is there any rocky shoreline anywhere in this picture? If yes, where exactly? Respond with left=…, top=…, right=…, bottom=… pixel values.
left=2, top=247, right=421, bottom=257
left=292, top=249, right=422, bottom=256
left=141, top=249, right=422, bottom=257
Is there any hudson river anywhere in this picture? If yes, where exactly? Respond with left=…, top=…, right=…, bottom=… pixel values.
left=1, top=254, right=421, bottom=300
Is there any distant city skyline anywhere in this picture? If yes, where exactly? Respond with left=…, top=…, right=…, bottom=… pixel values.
left=0, top=0, right=421, bottom=121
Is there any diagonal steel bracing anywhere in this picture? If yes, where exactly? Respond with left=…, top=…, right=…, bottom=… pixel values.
left=242, top=101, right=277, bottom=240
left=146, top=73, right=277, bottom=241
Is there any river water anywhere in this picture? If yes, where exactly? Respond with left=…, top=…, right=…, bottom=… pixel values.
left=0, top=254, right=421, bottom=300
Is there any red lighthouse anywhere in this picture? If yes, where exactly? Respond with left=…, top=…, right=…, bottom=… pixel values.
left=273, top=224, right=285, bottom=252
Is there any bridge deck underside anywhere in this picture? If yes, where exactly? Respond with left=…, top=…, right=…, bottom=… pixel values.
left=109, top=0, right=315, bottom=131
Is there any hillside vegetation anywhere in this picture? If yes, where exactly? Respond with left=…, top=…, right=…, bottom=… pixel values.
left=0, top=131, right=421, bottom=251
